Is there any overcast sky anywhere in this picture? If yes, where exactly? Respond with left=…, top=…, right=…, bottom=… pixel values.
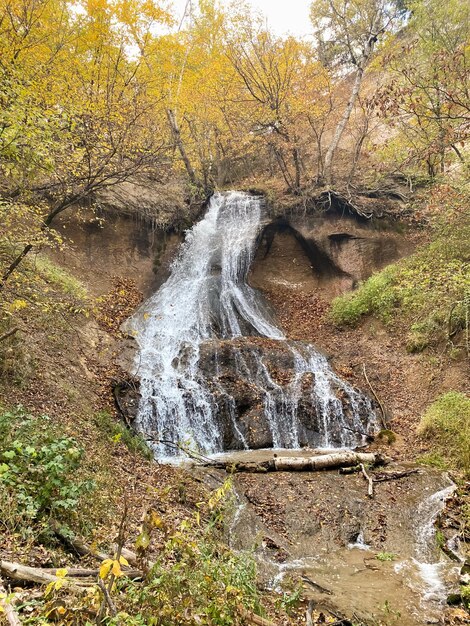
left=171, top=0, right=313, bottom=38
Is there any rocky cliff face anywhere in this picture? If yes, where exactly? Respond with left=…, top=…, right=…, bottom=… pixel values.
left=250, top=209, right=412, bottom=300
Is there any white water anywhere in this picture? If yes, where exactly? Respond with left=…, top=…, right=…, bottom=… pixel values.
left=128, top=192, right=377, bottom=458
left=413, top=484, right=458, bottom=603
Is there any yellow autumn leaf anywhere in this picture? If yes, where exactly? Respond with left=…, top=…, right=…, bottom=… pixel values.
left=150, top=511, right=164, bottom=528
left=99, top=559, right=113, bottom=579
left=119, top=555, right=129, bottom=566
left=56, top=568, right=68, bottom=578
left=44, top=581, right=55, bottom=597
left=111, top=560, right=122, bottom=577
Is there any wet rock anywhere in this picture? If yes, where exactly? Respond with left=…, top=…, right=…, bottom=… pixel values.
left=197, top=337, right=375, bottom=450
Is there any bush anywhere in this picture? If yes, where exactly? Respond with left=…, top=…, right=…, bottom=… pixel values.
left=0, top=406, right=95, bottom=532
left=117, top=540, right=260, bottom=626
left=418, top=391, right=470, bottom=475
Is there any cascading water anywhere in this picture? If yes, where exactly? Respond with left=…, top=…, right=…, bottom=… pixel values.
left=128, top=191, right=377, bottom=458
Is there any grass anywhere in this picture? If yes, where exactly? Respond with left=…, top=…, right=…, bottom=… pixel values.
left=375, top=551, right=396, bottom=562
left=93, top=410, right=153, bottom=460
left=418, top=391, right=470, bottom=475
left=329, top=187, right=470, bottom=352
left=34, top=254, right=88, bottom=298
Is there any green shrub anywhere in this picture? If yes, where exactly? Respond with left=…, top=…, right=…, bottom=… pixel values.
left=115, top=540, right=260, bottom=626
left=108, top=480, right=261, bottom=626
left=418, top=391, right=470, bottom=475
left=0, top=406, right=95, bottom=532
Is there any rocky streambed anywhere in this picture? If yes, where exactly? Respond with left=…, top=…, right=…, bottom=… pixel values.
left=197, top=456, right=463, bottom=626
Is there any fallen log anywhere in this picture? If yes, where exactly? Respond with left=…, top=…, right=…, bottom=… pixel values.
left=0, top=576, right=21, bottom=626
left=237, top=604, right=278, bottom=626
left=0, top=561, right=88, bottom=589
left=206, top=452, right=385, bottom=473
left=41, top=567, right=143, bottom=579
left=51, top=522, right=155, bottom=570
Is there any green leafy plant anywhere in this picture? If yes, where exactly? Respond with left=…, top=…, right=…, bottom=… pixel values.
left=0, top=406, right=95, bottom=531
left=114, top=480, right=262, bottom=626
left=93, top=410, right=152, bottom=459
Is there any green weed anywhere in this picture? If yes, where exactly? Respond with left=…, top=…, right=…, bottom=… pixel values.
left=93, top=410, right=153, bottom=460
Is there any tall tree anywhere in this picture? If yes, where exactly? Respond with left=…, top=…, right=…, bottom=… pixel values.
left=310, top=0, right=401, bottom=186
left=378, top=0, right=469, bottom=178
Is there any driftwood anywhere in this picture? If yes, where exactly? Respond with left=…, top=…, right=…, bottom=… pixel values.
left=0, top=576, right=21, bottom=626
left=339, top=465, right=361, bottom=475
left=206, top=452, right=385, bottom=473
left=237, top=605, right=278, bottom=626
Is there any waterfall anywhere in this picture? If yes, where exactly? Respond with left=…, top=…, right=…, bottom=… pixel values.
left=128, top=191, right=377, bottom=458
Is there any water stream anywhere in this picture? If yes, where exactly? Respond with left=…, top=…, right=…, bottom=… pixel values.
left=128, top=191, right=377, bottom=458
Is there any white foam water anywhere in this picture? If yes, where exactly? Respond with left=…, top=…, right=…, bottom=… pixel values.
left=128, top=191, right=377, bottom=458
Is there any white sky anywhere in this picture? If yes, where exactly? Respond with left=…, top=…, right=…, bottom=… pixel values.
left=170, top=0, right=313, bottom=38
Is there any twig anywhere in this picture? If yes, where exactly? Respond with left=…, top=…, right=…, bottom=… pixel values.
left=145, top=436, right=214, bottom=464
left=301, top=575, right=332, bottom=595
left=306, top=599, right=314, bottom=626
left=0, top=576, right=21, bottom=626
left=362, top=363, right=387, bottom=429
left=360, top=463, right=374, bottom=498
left=97, top=578, right=117, bottom=618
left=96, top=501, right=128, bottom=624
left=372, top=469, right=419, bottom=482
left=0, top=327, right=19, bottom=343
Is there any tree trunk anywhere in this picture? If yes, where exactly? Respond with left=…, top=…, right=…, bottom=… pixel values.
left=323, top=66, right=365, bottom=187
left=167, top=108, right=198, bottom=187
left=323, top=17, right=382, bottom=187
